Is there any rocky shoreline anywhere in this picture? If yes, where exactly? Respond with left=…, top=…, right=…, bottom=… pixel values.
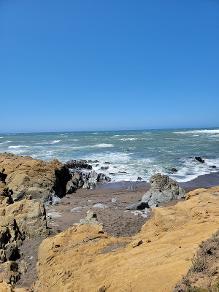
left=1, top=153, right=219, bottom=291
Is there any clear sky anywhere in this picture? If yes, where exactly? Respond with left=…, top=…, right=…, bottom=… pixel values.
left=0, top=0, right=219, bottom=132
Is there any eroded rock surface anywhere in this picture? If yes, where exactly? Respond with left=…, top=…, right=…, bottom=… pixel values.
left=0, top=188, right=47, bottom=285
left=34, top=187, right=219, bottom=292
left=0, top=154, right=49, bottom=285
left=128, top=173, right=185, bottom=210
left=0, top=153, right=70, bottom=202
left=66, top=163, right=111, bottom=192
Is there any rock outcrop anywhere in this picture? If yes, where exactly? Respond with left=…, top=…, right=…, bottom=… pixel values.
left=0, top=187, right=47, bottom=285
left=128, top=173, right=185, bottom=210
left=80, top=210, right=100, bottom=225
left=141, top=173, right=185, bottom=207
left=0, top=153, right=71, bottom=202
left=195, top=156, right=205, bottom=163
left=33, top=187, right=219, bottom=292
left=66, top=161, right=111, bottom=192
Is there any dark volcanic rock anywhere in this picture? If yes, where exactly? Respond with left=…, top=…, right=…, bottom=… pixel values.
left=101, top=166, right=109, bottom=170
left=97, top=173, right=111, bottom=183
left=170, top=168, right=178, bottom=173
left=195, top=156, right=205, bottom=163
left=65, top=160, right=92, bottom=170
left=0, top=169, right=7, bottom=183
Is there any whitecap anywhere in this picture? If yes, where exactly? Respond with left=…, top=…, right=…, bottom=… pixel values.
left=49, top=140, right=61, bottom=144
left=170, top=157, right=219, bottom=182
left=120, top=138, right=138, bottom=141
left=174, top=129, right=219, bottom=135
left=8, top=145, right=29, bottom=149
left=71, top=144, right=114, bottom=150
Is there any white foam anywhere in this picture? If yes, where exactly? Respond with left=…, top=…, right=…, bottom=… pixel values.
left=71, top=144, right=114, bottom=150
left=82, top=152, right=159, bottom=182
left=120, top=138, right=140, bottom=141
left=49, top=140, right=61, bottom=144
left=170, top=157, right=219, bottom=182
left=174, top=129, right=219, bottom=135
left=8, top=145, right=29, bottom=149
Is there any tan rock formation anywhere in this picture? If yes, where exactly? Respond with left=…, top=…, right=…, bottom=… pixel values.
left=0, top=153, right=70, bottom=201
left=0, top=188, right=47, bottom=284
left=34, top=187, right=219, bottom=292
left=0, top=281, right=27, bottom=292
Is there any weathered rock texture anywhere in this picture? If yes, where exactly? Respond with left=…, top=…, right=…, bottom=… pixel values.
left=141, top=173, right=185, bottom=207
left=0, top=281, right=27, bottom=292
left=34, top=187, right=219, bottom=292
left=65, top=159, right=111, bottom=192
left=0, top=153, right=70, bottom=202
left=0, top=186, right=47, bottom=285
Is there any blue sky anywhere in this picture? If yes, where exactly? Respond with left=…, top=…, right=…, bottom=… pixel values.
left=0, top=0, right=219, bottom=132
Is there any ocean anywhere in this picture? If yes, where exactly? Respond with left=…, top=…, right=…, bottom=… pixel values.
left=0, top=128, right=219, bottom=183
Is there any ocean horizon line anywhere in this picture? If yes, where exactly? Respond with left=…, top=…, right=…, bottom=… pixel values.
left=1, top=125, right=219, bottom=135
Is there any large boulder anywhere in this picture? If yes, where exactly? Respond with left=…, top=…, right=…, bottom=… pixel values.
left=0, top=153, right=71, bottom=202
left=141, top=173, right=185, bottom=208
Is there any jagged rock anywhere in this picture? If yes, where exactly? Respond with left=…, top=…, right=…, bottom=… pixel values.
left=0, top=154, right=70, bottom=201
left=129, top=174, right=185, bottom=210
left=4, top=243, right=19, bottom=261
left=97, top=173, right=111, bottom=183
left=66, top=180, right=77, bottom=194
left=140, top=174, right=185, bottom=208
left=0, top=188, right=14, bottom=205
left=170, top=168, right=178, bottom=173
left=0, top=261, right=20, bottom=285
left=195, top=156, right=205, bottom=163
left=65, top=160, right=92, bottom=170
left=0, top=197, right=48, bottom=285
left=65, top=161, right=111, bottom=192
left=0, top=168, right=7, bottom=183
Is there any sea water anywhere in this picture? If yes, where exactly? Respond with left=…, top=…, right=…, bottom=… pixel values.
left=0, top=128, right=219, bottom=182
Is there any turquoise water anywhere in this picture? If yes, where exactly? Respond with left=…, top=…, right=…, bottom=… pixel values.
left=0, top=128, right=219, bottom=182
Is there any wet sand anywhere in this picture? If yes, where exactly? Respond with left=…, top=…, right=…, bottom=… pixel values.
left=47, top=184, right=149, bottom=237
left=47, top=172, right=219, bottom=238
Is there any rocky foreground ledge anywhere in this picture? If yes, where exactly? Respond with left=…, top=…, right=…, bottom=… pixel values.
left=34, top=187, right=219, bottom=292
left=1, top=153, right=219, bottom=291
left=0, top=153, right=110, bottom=288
